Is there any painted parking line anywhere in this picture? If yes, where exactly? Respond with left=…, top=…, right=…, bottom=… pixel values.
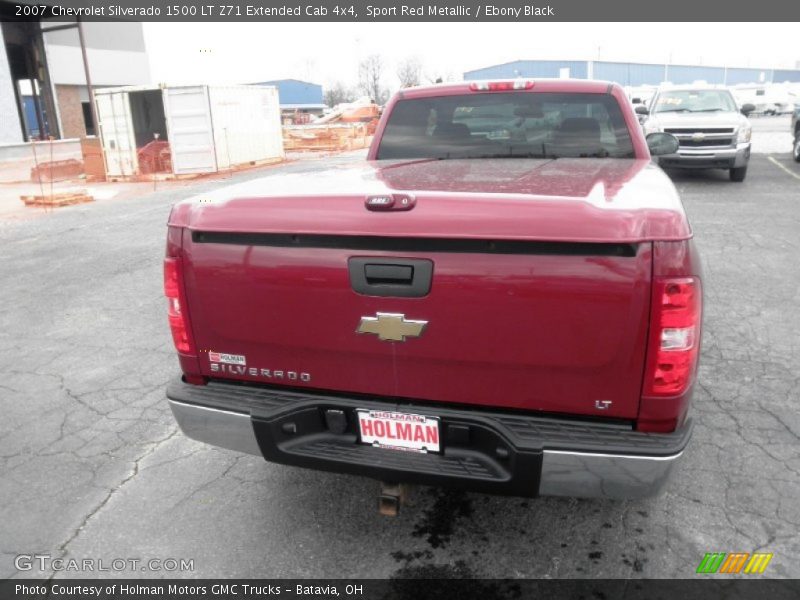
left=767, top=156, right=800, bottom=181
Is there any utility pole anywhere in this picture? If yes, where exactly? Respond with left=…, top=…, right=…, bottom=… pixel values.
left=664, top=52, right=672, bottom=84
left=77, top=19, right=98, bottom=136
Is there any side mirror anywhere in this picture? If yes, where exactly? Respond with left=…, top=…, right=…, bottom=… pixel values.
left=646, top=132, right=679, bottom=156
left=741, top=103, right=756, bottom=116
left=635, top=105, right=649, bottom=116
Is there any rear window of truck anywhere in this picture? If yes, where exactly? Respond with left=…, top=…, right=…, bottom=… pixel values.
left=376, top=92, right=635, bottom=160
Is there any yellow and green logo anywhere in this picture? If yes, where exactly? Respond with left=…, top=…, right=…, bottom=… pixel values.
left=696, top=552, right=773, bottom=574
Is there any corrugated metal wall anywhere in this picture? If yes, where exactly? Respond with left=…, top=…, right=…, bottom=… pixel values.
left=208, top=85, right=284, bottom=168
left=725, top=68, right=770, bottom=85
left=254, top=79, right=323, bottom=106
left=464, top=60, right=588, bottom=80
left=773, top=69, right=800, bottom=83
left=594, top=62, right=664, bottom=86
left=465, top=60, right=800, bottom=86
left=664, top=65, right=724, bottom=84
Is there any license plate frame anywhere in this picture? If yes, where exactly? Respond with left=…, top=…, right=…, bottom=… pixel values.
left=356, top=409, right=441, bottom=454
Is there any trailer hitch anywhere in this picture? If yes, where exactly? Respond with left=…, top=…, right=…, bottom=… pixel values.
left=378, top=482, right=408, bottom=517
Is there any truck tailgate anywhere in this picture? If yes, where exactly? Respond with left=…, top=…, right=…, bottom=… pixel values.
left=181, top=227, right=652, bottom=420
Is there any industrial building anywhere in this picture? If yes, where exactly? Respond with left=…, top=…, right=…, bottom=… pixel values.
left=464, top=60, right=800, bottom=87
left=252, top=79, right=325, bottom=115
left=0, top=5, right=150, bottom=144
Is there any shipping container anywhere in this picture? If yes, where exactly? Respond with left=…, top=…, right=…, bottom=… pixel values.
left=94, top=84, right=284, bottom=178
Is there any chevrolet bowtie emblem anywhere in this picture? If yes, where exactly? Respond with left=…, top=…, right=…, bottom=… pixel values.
left=356, top=313, right=428, bottom=342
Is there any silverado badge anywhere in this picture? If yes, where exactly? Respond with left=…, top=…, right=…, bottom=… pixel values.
left=357, top=313, right=428, bottom=342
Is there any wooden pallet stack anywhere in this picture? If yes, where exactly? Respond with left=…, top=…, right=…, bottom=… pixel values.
left=283, top=123, right=373, bottom=152
left=21, top=190, right=94, bottom=208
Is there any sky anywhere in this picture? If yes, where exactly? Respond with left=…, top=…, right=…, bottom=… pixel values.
left=143, top=22, right=798, bottom=90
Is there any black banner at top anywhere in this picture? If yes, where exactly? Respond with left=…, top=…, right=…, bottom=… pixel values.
left=3, top=0, right=800, bottom=22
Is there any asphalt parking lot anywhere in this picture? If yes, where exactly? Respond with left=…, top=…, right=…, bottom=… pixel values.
left=1, top=118, right=798, bottom=580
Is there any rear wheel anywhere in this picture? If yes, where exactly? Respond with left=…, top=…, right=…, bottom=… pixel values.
left=730, top=166, right=748, bottom=182
left=793, top=131, right=800, bottom=162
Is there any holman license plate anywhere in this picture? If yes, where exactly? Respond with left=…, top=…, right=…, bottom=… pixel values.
left=357, top=409, right=440, bottom=453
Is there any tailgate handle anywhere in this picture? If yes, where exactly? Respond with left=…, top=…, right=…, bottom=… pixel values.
left=349, top=258, right=433, bottom=298
left=365, top=264, right=413, bottom=285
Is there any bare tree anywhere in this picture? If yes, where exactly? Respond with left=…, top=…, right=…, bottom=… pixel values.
left=358, top=54, right=388, bottom=104
left=324, top=81, right=356, bottom=108
left=396, top=56, right=422, bottom=88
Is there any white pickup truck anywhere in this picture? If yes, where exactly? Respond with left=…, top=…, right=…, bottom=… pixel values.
left=637, top=86, right=755, bottom=182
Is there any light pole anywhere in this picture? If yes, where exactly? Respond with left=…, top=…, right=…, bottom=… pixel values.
left=664, top=52, right=672, bottom=84
left=77, top=20, right=98, bottom=136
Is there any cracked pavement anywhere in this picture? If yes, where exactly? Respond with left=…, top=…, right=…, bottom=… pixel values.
left=1, top=118, right=798, bottom=580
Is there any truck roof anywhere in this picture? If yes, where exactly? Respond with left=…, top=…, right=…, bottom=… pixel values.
left=398, top=79, right=618, bottom=99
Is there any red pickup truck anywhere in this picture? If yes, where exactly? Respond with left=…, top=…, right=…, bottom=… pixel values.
left=164, top=79, right=701, bottom=500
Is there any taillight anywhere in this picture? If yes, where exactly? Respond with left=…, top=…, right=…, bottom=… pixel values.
left=164, top=257, right=194, bottom=354
left=643, top=277, right=702, bottom=397
left=469, top=80, right=534, bottom=92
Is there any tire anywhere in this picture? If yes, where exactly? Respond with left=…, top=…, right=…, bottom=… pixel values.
left=730, top=166, right=748, bottom=182
left=793, top=131, right=800, bottom=163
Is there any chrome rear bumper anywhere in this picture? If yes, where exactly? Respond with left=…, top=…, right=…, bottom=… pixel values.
left=538, top=448, right=684, bottom=498
left=168, top=380, right=690, bottom=500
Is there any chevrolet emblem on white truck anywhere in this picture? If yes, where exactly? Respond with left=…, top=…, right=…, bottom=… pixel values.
left=356, top=313, right=428, bottom=342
